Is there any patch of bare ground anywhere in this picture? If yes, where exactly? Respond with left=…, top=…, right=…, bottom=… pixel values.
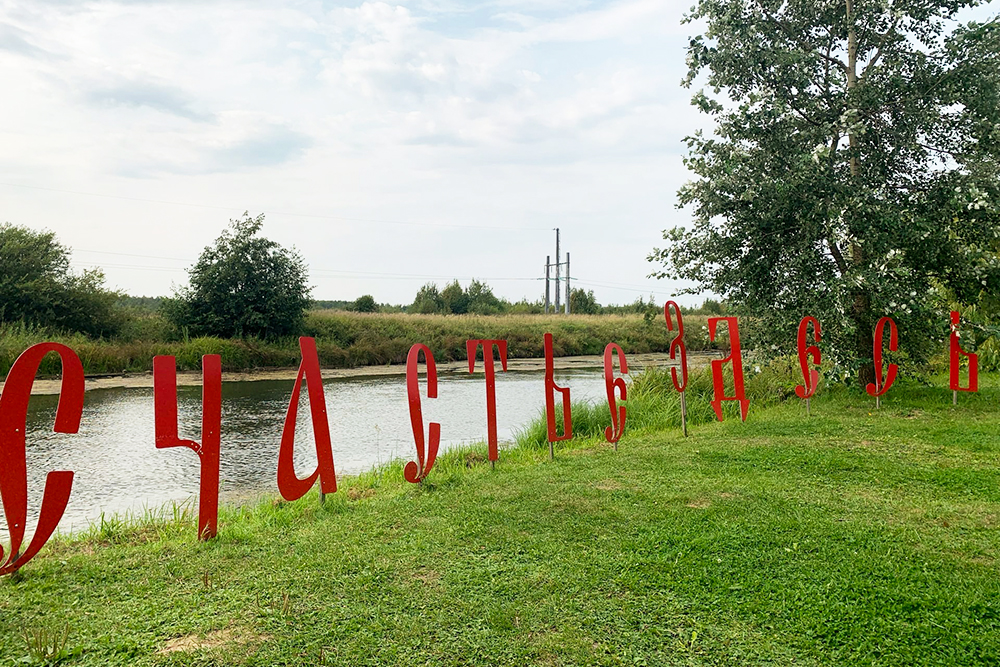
left=346, top=487, right=376, bottom=501
left=685, top=499, right=713, bottom=509
left=593, top=479, right=622, bottom=491
left=157, top=628, right=269, bottom=654
left=412, top=567, right=442, bottom=587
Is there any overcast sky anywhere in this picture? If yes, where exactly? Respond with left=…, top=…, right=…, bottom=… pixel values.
left=2, top=1, right=991, bottom=307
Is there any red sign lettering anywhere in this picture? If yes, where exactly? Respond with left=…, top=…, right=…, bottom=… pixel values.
left=866, top=317, right=898, bottom=398
left=664, top=301, right=688, bottom=393
left=544, top=333, right=572, bottom=446
left=949, top=311, right=979, bottom=393
left=603, top=343, right=628, bottom=446
left=0, top=343, right=84, bottom=576
left=404, top=344, right=440, bottom=483
left=708, top=317, right=749, bottom=422
left=467, top=339, right=508, bottom=463
left=153, top=354, right=222, bottom=539
left=278, top=337, right=337, bottom=501
left=795, top=316, right=821, bottom=400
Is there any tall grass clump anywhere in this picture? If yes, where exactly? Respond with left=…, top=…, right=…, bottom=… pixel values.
left=515, top=357, right=822, bottom=450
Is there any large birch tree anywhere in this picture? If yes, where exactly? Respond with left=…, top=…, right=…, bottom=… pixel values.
left=650, top=0, right=1000, bottom=385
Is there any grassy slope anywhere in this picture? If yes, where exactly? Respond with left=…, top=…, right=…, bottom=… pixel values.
left=1, top=382, right=999, bottom=665
left=0, top=312, right=715, bottom=376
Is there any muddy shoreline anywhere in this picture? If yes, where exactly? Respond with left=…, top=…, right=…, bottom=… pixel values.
left=7, top=352, right=721, bottom=395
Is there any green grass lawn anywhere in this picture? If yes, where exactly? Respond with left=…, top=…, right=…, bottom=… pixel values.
left=1, top=381, right=999, bottom=665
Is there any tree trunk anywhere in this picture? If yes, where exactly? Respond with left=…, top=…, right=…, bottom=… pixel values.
left=846, top=0, right=874, bottom=389
left=854, top=291, right=875, bottom=389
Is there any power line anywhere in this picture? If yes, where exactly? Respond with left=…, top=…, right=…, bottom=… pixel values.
left=70, top=261, right=539, bottom=282
left=0, top=181, right=549, bottom=231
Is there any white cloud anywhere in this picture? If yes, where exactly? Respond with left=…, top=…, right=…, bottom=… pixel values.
left=0, top=0, right=706, bottom=305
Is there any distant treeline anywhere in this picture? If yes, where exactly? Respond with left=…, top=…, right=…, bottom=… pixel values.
left=124, top=287, right=728, bottom=318
left=0, top=311, right=722, bottom=377
left=333, top=280, right=728, bottom=317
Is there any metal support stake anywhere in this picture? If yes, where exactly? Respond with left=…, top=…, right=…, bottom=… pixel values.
left=680, top=391, right=688, bottom=437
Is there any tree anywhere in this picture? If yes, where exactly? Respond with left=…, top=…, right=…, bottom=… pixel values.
left=410, top=283, right=445, bottom=314
left=0, top=223, right=122, bottom=337
left=349, top=295, right=379, bottom=313
left=649, top=1, right=1000, bottom=385
left=465, top=279, right=503, bottom=314
left=570, top=288, right=601, bottom=314
left=440, top=280, right=469, bottom=314
left=166, top=213, right=311, bottom=338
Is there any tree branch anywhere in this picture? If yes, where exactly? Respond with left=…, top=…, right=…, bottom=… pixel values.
left=827, top=238, right=849, bottom=275
left=752, top=0, right=848, bottom=74
left=859, top=16, right=902, bottom=81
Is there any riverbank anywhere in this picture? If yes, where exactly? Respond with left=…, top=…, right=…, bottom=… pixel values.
left=4, top=350, right=721, bottom=395
left=0, top=311, right=720, bottom=378
left=2, top=377, right=998, bottom=665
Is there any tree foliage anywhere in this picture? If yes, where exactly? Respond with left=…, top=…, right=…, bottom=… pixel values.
left=0, top=223, right=122, bottom=337
left=349, top=295, right=379, bottom=313
left=570, top=288, right=601, bottom=314
left=166, top=213, right=311, bottom=339
left=409, top=279, right=503, bottom=314
left=650, top=0, right=1000, bottom=384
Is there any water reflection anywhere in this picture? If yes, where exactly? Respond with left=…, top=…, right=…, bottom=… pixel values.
left=7, top=369, right=611, bottom=534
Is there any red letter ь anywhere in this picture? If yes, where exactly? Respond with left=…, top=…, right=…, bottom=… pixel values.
left=544, top=333, right=572, bottom=451
left=949, top=311, right=978, bottom=395
left=1, top=343, right=84, bottom=576
left=866, top=317, right=898, bottom=403
left=603, top=343, right=629, bottom=448
left=153, top=354, right=221, bottom=540
left=467, top=339, right=508, bottom=465
left=795, top=316, right=821, bottom=401
left=278, top=337, right=337, bottom=501
left=404, top=344, right=440, bottom=484
left=708, top=317, right=749, bottom=422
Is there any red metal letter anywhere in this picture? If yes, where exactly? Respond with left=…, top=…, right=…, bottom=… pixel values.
left=604, top=343, right=628, bottom=446
left=664, top=301, right=688, bottom=393
left=544, top=333, right=572, bottom=443
left=278, top=337, right=337, bottom=501
left=708, top=317, right=749, bottom=422
left=153, top=354, right=222, bottom=539
left=467, top=339, right=508, bottom=463
left=949, top=311, right=979, bottom=393
left=404, top=344, right=440, bottom=484
left=866, top=317, right=898, bottom=398
left=0, top=343, right=84, bottom=576
left=795, top=316, right=821, bottom=400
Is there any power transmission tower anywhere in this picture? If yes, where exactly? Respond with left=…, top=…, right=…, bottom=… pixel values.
left=542, top=229, right=571, bottom=314
left=544, top=255, right=551, bottom=313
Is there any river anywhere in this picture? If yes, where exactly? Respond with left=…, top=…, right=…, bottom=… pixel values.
left=10, top=367, right=619, bottom=534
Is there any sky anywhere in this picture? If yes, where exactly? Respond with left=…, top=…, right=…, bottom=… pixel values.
left=1, top=1, right=990, bottom=308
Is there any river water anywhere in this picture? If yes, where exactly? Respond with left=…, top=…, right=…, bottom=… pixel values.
left=10, top=368, right=614, bottom=534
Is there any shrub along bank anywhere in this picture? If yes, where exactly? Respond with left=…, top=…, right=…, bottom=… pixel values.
left=1, top=367, right=998, bottom=665
left=0, top=311, right=719, bottom=376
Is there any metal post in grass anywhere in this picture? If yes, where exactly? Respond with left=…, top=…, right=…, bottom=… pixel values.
left=679, top=390, right=688, bottom=437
